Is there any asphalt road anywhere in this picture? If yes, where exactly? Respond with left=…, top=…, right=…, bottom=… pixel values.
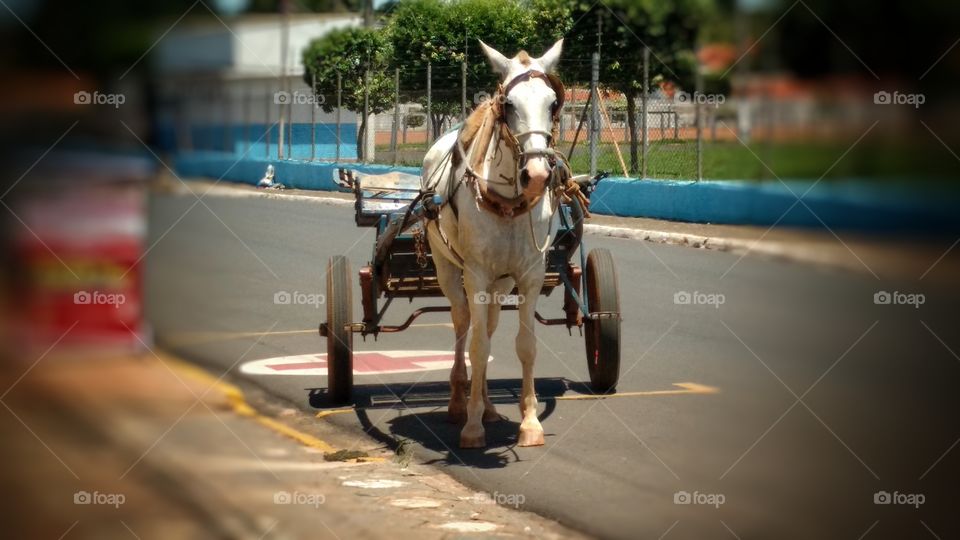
left=146, top=191, right=960, bottom=539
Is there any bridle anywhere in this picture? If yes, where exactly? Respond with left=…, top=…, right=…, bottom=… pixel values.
left=452, top=69, right=569, bottom=219
left=422, top=67, right=591, bottom=264
left=497, top=69, right=566, bottom=161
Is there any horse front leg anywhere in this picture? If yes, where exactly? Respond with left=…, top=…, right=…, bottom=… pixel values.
left=481, top=277, right=513, bottom=423
left=516, top=274, right=545, bottom=447
left=460, top=272, right=493, bottom=448
left=434, top=254, right=470, bottom=424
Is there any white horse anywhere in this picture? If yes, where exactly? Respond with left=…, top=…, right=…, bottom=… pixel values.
left=421, top=39, right=565, bottom=448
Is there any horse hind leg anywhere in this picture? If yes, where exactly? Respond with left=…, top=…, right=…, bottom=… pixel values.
left=460, top=271, right=494, bottom=448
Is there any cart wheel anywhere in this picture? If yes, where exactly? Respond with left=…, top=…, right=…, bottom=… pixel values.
left=325, top=255, right=354, bottom=404
left=584, top=248, right=621, bottom=393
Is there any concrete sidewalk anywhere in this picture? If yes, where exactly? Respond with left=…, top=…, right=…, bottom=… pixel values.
left=0, top=345, right=584, bottom=539
left=158, top=175, right=960, bottom=284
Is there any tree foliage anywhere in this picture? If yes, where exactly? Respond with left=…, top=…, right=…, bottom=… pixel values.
left=302, top=26, right=395, bottom=158
left=386, top=0, right=568, bottom=133
left=299, top=0, right=712, bottom=167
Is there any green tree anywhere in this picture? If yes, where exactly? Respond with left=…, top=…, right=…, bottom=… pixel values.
left=545, top=0, right=713, bottom=173
left=386, top=0, right=567, bottom=137
left=302, top=27, right=394, bottom=159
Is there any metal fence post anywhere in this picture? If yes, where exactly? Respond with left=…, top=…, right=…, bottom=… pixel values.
left=392, top=67, right=400, bottom=165
left=363, top=68, right=370, bottom=163
left=641, top=47, right=649, bottom=178
left=278, top=81, right=285, bottom=160
left=242, top=83, right=250, bottom=155
left=589, top=52, right=600, bottom=177
left=335, top=71, right=342, bottom=162
left=461, top=59, right=467, bottom=121
left=695, top=66, right=703, bottom=181
left=221, top=85, right=230, bottom=153
left=426, top=61, right=433, bottom=146
left=265, top=83, right=271, bottom=159
left=286, top=75, right=292, bottom=160
left=176, top=87, right=191, bottom=152
left=310, top=72, right=317, bottom=161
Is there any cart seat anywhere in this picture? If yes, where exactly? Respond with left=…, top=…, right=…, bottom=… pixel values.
left=337, top=168, right=425, bottom=227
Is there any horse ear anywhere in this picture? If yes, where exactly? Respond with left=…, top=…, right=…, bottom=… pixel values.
left=479, top=40, right=511, bottom=78
left=537, top=39, right=564, bottom=73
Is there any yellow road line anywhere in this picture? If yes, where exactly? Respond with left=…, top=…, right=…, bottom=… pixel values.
left=165, top=356, right=338, bottom=454
left=554, top=382, right=719, bottom=401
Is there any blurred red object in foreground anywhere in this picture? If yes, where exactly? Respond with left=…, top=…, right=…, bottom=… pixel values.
left=10, top=152, right=152, bottom=351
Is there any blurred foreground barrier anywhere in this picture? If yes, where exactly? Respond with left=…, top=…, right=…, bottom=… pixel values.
left=174, top=152, right=960, bottom=232
left=10, top=151, right=153, bottom=350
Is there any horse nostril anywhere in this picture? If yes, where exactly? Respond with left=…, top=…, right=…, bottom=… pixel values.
left=519, top=169, right=530, bottom=188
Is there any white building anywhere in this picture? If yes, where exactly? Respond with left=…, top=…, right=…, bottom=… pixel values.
left=152, top=13, right=364, bottom=160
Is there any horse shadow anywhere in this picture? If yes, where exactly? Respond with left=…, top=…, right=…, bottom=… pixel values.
left=308, top=377, right=587, bottom=469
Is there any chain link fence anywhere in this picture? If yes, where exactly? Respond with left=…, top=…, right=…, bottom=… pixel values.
left=157, top=50, right=873, bottom=183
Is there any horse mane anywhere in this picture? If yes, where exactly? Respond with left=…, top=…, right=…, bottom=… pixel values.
left=453, top=98, right=507, bottom=174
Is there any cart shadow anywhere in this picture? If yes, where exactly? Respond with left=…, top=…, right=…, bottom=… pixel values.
left=308, top=377, right=587, bottom=469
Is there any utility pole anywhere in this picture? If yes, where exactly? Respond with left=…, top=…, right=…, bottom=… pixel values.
left=362, top=0, right=375, bottom=161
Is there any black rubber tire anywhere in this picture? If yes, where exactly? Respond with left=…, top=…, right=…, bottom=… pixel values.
left=325, top=255, right=354, bottom=404
left=584, top=248, right=621, bottom=393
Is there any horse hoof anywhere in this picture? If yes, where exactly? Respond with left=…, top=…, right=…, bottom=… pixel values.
left=517, top=428, right=545, bottom=447
left=460, top=430, right=486, bottom=448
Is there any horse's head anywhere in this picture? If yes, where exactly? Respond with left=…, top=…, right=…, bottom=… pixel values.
left=479, top=39, right=564, bottom=195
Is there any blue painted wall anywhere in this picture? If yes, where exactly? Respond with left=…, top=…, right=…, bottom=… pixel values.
left=173, top=153, right=960, bottom=232
left=156, top=123, right=358, bottom=160
left=174, top=152, right=419, bottom=192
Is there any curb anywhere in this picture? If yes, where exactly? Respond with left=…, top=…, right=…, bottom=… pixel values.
left=167, top=180, right=838, bottom=271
